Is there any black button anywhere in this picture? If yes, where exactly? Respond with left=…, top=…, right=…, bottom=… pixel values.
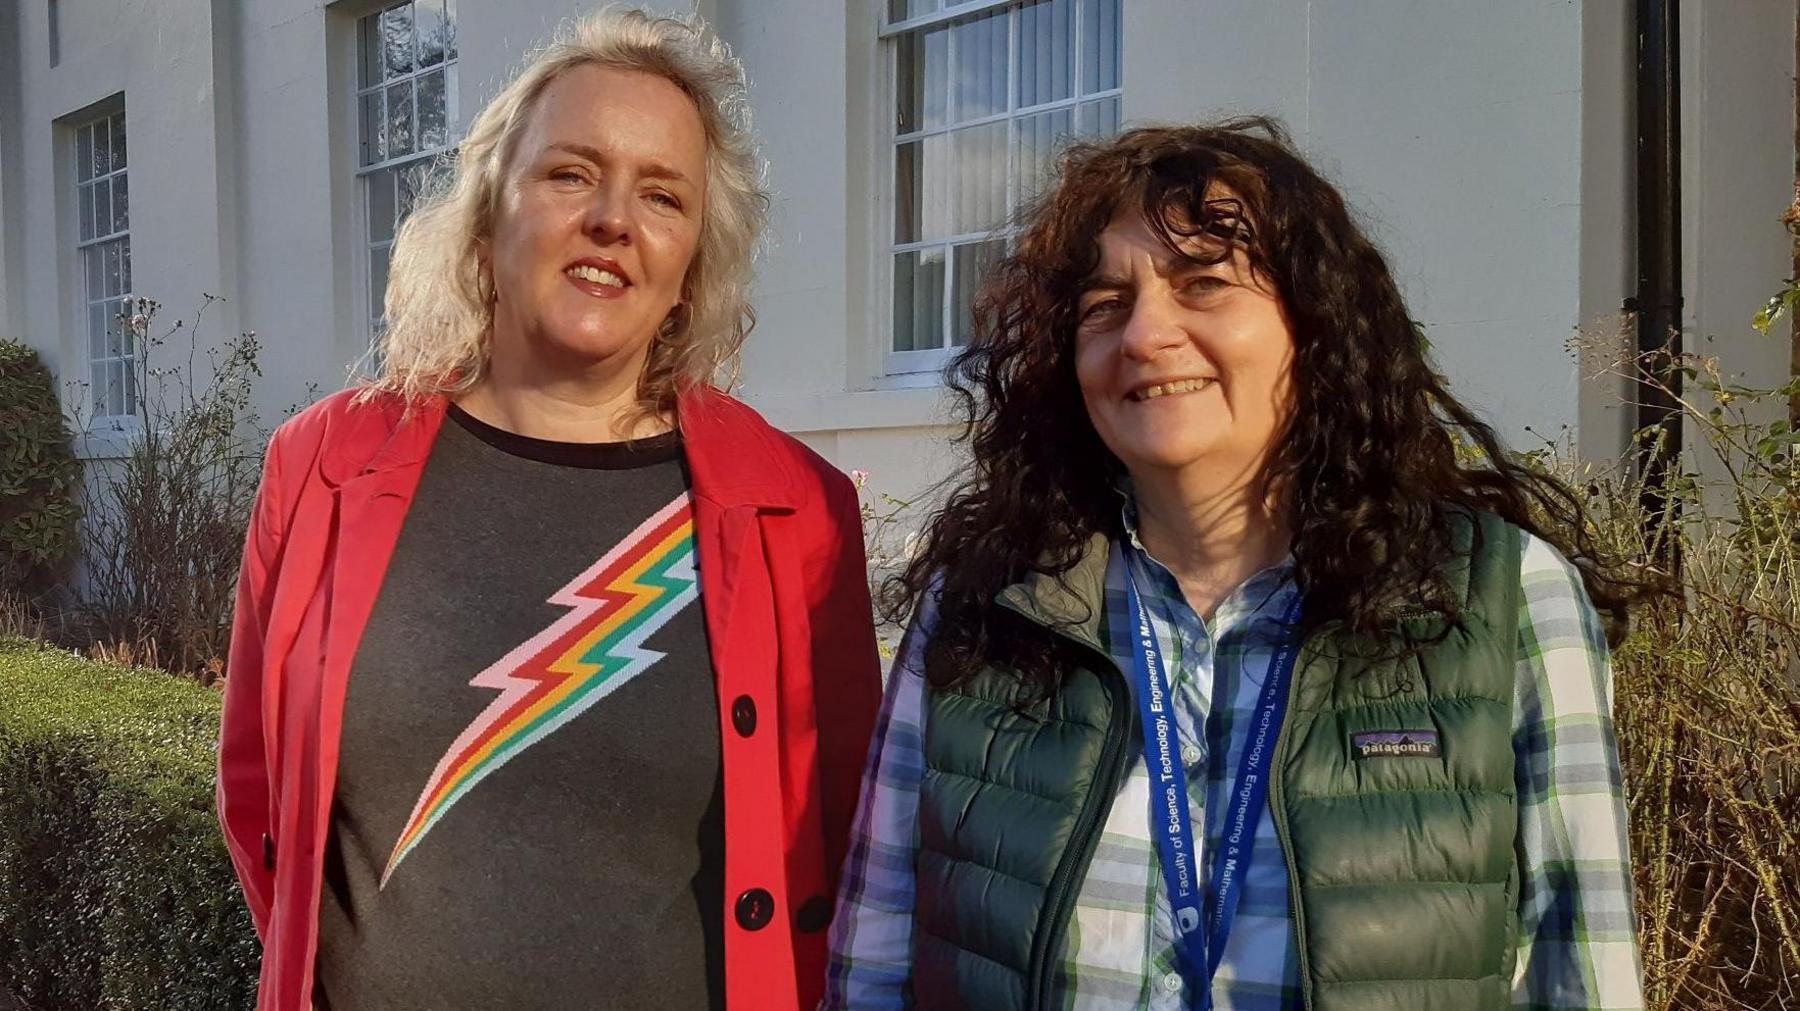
left=796, top=894, right=833, bottom=933
left=735, top=888, right=775, bottom=931
left=731, top=695, right=757, bottom=737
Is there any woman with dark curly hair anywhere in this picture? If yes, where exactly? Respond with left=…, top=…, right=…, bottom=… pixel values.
left=824, top=120, right=1649, bottom=1011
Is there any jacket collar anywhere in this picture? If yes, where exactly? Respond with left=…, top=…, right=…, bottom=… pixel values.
left=316, top=385, right=800, bottom=511
left=677, top=385, right=802, bottom=511
left=994, top=532, right=1112, bottom=656
left=317, top=391, right=446, bottom=488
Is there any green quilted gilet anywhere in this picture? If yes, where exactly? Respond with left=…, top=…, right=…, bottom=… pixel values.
left=915, top=511, right=1521, bottom=1010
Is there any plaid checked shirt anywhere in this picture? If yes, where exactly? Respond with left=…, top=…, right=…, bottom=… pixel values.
left=824, top=521, right=1645, bottom=1010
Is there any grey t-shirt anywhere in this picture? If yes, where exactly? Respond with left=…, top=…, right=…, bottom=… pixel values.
left=314, top=406, right=723, bottom=1011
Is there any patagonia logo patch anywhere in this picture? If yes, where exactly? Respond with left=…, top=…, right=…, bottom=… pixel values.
left=1351, top=729, right=1441, bottom=759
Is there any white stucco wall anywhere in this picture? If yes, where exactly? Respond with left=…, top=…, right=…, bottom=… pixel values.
left=7, top=0, right=241, bottom=442
left=1682, top=0, right=1794, bottom=446
left=1128, top=0, right=1592, bottom=453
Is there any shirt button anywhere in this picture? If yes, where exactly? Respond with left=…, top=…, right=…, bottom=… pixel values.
left=1181, top=743, right=1202, bottom=766
left=734, top=887, right=775, bottom=931
left=731, top=695, right=757, bottom=737
left=1161, top=971, right=1183, bottom=994
left=795, top=894, right=833, bottom=933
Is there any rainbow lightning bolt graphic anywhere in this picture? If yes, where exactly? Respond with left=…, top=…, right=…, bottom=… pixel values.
left=381, top=494, right=698, bottom=887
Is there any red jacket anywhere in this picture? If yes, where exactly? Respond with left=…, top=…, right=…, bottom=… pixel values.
left=217, top=386, right=881, bottom=1011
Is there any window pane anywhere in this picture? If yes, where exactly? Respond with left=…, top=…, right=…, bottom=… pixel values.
left=387, top=81, right=414, bottom=158
left=382, top=3, right=414, bottom=79
left=397, top=164, right=420, bottom=218
left=104, top=241, right=121, bottom=297
left=88, top=302, right=105, bottom=358
left=106, top=360, right=125, bottom=417
left=418, top=0, right=448, bottom=66
left=92, top=121, right=109, bottom=180
left=893, top=248, right=945, bottom=352
left=122, top=359, right=140, bottom=416
left=918, top=133, right=951, bottom=241
left=120, top=299, right=136, bottom=359
left=113, top=174, right=128, bottom=232
left=77, top=125, right=93, bottom=183
left=888, top=0, right=939, bottom=22
left=951, top=10, right=1007, bottom=123
left=359, top=13, right=382, bottom=87
left=105, top=298, right=123, bottom=357
left=119, top=241, right=131, bottom=294
left=418, top=68, right=447, bottom=149
left=125, top=301, right=141, bottom=360
left=361, top=91, right=386, bottom=165
left=1014, top=106, right=1072, bottom=208
left=93, top=178, right=111, bottom=235
left=951, top=122, right=1007, bottom=236
left=896, top=26, right=948, bottom=134
left=79, top=183, right=94, bottom=241
left=442, top=0, right=458, bottom=60
left=952, top=239, right=1005, bottom=345
left=445, top=64, right=459, bottom=134
left=112, top=112, right=127, bottom=170
left=370, top=245, right=390, bottom=321
left=895, top=142, right=920, bottom=244
left=387, top=81, right=415, bottom=158
left=85, top=247, right=102, bottom=302
left=895, top=136, right=954, bottom=244
left=1018, top=0, right=1074, bottom=108
left=368, top=167, right=396, bottom=243
left=1075, top=95, right=1120, bottom=138
left=102, top=177, right=120, bottom=235
left=1081, top=0, right=1121, bottom=94
left=121, top=299, right=138, bottom=359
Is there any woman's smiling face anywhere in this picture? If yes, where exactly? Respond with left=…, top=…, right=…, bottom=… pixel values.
left=1073, top=201, right=1297, bottom=487
left=483, top=64, right=708, bottom=377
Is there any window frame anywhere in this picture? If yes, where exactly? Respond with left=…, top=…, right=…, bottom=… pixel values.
left=879, top=0, right=1016, bottom=37
left=878, top=0, right=1122, bottom=379
left=72, top=107, right=134, bottom=424
left=353, top=0, right=460, bottom=345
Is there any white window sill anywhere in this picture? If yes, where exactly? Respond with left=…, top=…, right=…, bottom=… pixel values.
left=73, top=421, right=140, bottom=461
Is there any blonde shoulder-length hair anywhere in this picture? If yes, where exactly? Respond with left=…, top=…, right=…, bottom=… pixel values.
left=364, top=7, right=767, bottom=418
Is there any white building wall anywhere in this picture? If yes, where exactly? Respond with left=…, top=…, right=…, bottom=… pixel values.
left=0, top=0, right=1791, bottom=517
left=1682, top=0, right=1794, bottom=449
left=7, top=0, right=240, bottom=445
left=713, top=0, right=951, bottom=487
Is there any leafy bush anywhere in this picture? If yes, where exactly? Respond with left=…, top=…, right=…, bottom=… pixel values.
left=70, top=297, right=264, bottom=683
left=1569, top=281, right=1800, bottom=1011
left=0, top=340, right=79, bottom=594
left=0, top=636, right=257, bottom=1010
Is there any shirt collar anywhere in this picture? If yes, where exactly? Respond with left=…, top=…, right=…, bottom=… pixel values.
left=1113, top=481, right=1299, bottom=634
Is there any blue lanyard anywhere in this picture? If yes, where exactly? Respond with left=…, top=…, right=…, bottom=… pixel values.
left=1122, top=562, right=1303, bottom=1007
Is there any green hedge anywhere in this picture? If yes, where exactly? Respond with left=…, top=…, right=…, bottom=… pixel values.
left=0, top=637, right=257, bottom=1010
left=0, top=340, right=79, bottom=593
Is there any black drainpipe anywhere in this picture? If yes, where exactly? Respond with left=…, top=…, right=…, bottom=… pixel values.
left=1633, top=0, right=1683, bottom=560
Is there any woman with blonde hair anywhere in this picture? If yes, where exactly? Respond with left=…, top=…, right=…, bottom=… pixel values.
left=217, top=10, right=880, bottom=1010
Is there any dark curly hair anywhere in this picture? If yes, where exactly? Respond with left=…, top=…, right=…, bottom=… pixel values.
left=890, top=118, right=1652, bottom=694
